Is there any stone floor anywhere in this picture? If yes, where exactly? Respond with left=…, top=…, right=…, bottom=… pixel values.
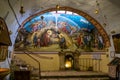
left=41, top=71, right=108, bottom=76
left=31, top=71, right=109, bottom=80
left=32, top=78, right=109, bottom=80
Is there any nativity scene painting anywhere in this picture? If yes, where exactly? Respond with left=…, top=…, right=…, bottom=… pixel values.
left=14, top=11, right=106, bottom=52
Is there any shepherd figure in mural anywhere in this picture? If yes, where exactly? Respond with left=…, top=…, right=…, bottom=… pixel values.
left=98, top=35, right=104, bottom=50
left=33, top=33, right=38, bottom=48
left=59, top=34, right=67, bottom=49
left=77, top=33, right=84, bottom=48
left=41, top=30, right=51, bottom=46
left=37, top=37, right=41, bottom=48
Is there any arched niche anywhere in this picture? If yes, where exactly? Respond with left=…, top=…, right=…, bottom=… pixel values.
left=59, top=50, right=80, bottom=70
left=21, top=6, right=110, bottom=47
left=65, top=53, right=74, bottom=70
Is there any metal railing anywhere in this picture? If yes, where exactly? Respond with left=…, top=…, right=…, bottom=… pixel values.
left=19, top=48, right=54, bottom=79
left=15, top=47, right=41, bottom=79
left=23, top=51, right=41, bottom=79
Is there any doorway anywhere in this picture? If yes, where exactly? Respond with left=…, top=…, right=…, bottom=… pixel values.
left=65, top=55, right=74, bottom=70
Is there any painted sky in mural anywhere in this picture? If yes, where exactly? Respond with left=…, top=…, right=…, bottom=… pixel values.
left=15, top=11, right=106, bottom=52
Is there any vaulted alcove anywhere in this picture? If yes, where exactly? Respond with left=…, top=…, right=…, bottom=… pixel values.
left=14, top=6, right=110, bottom=72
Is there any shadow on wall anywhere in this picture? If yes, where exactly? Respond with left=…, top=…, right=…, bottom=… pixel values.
left=109, top=0, right=120, bottom=7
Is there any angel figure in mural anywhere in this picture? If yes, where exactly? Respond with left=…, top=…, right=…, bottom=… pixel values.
left=69, top=26, right=77, bottom=35
left=37, top=21, right=44, bottom=29
left=31, top=23, right=38, bottom=32
left=41, top=20, right=46, bottom=28
left=60, top=22, right=70, bottom=34
left=47, top=20, right=56, bottom=28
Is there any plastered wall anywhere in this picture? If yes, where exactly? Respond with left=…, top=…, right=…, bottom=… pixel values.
left=15, top=53, right=59, bottom=71
left=15, top=53, right=109, bottom=73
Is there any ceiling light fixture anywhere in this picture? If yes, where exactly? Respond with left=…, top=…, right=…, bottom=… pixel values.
left=56, top=0, right=61, bottom=13
left=56, top=5, right=60, bottom=13
left=56, top=5, right=60, bottom=10
left=95, top=0, right=100, bottom=14
left=20, top=6, right=25, bottom=15
left=19, top=0, right=25, bottom=15
left=95, top=9, right=99, bottom=14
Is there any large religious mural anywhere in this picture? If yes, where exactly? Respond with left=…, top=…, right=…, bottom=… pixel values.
left=14, top=11, right=106, bottom=52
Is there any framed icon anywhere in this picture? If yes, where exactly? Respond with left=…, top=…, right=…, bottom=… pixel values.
left=112, top=33, right=120, bottom=53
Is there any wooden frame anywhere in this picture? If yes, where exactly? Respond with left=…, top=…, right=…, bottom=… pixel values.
left=112, top=33, right=120, bottom=53
left=0, top=17, right=12, bottom=46
left=0, top=46, right=8, bottom=62
left=0, top=17, right=11, bottom=61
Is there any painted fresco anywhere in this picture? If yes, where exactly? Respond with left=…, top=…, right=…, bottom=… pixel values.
left=112, top=34, right=120, bottom=53
left=14, top=11, right=106, bottom=52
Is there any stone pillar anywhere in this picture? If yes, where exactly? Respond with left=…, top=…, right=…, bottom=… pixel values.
left=74, top=50, right=80, bottom=71
left=59, top=51, right=65, bottom=70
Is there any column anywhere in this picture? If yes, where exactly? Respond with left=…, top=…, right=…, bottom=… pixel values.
left=74, top=50, right=80, bottom=71
left=58, top=51, right=65, bottom=70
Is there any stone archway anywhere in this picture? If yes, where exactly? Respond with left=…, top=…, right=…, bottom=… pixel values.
left=21, top=6, right=110, bottom=48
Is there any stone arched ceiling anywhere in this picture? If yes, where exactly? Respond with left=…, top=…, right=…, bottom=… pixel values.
left=0, top=0, right=120, bottom=47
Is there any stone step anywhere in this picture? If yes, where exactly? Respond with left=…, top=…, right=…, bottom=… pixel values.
left=31, top=77, right=109, bottom=80
left=31, top=71, right=109, bottom=80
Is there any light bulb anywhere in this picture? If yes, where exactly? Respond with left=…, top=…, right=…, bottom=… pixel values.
left=95, top=9, right=99, bottom=14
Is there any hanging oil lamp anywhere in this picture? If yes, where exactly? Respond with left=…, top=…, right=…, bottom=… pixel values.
left=19, top=0, right=25, bottom=15
left=19, top=6, right=25, bottom=15
left=95, top=9, right=99, bottom=14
